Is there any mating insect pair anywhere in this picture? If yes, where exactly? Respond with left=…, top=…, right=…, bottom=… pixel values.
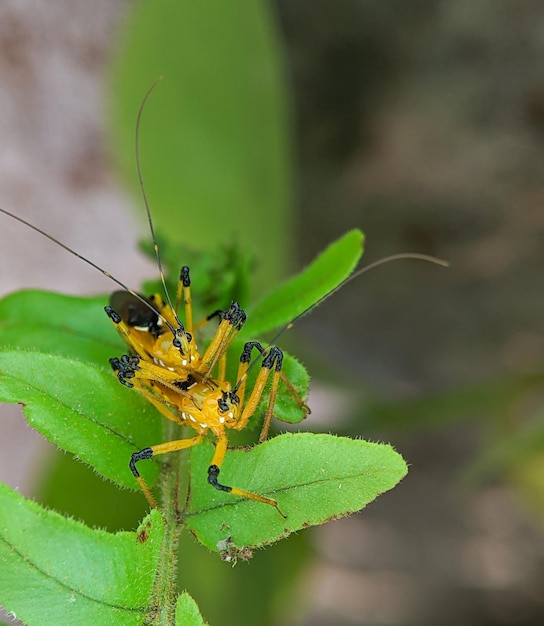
left=105, top=273, right=308, bottom=516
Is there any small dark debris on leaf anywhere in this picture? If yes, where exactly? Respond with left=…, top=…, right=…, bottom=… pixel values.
left=217, top=536, right=253, bottom=565
left=137, top=521, right=152, bottom=543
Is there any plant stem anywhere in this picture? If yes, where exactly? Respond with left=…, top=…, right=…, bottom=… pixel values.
left=146, top=420, right=182, bottom=625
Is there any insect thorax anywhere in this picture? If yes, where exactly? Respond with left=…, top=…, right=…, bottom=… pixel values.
left=175, top=379, right=240, bottom=435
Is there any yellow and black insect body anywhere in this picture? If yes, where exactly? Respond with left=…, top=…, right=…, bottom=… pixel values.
left=105, top=266, right=308, bottom=515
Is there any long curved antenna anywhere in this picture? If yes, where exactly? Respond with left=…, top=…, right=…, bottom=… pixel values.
left=233, top=252, right=449, bottom=393
left=134, top=77, right=185, bottom=334
left=0, top=206, right=178, bottom=336
left=271, top=253, right=448, bottom=346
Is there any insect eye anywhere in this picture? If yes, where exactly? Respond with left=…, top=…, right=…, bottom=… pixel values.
left=218, top=394, right=230, bottom=413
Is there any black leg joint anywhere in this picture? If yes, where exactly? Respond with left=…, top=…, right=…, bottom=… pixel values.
left=104, top=305, right=122, bottom=324
left=208, top=464, right=232, bottom=493
left=206, top=309, right=223, bottom=322
left=130, top=447, right=154, bottom=477
left=223, top=302, right=247, bottom=330
left=262, top=346, right=283, bottom=371
left=110, top=354, right=140, bottom=387
left=240, top=341, right=264, bottom=363
left=235, top=311, right=247, bottom=331
left=181, top=266, right=190, bottom=287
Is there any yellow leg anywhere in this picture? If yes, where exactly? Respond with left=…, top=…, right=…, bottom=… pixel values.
left=174, top=266, right=194, bottom=335
left=105, top=311, right=154, bottom=360
left=259, top=368, right=281, bottom=443
left=217, top=352, right=227, bottom=383
left=130, top=434, right=204, bottom=508
left=201, top=303, right=246, bottom=377
left=259, top=371, right=310, bottom=442
left=130, top=381, right=185, bottom=424
left=233, top=343, right=310, bottom=440
left=207, top=434, right=286, bottom=517
left=232, top=341, right=265, bottom=410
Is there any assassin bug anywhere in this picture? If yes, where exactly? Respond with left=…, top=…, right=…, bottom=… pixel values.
left=0, top=83, right=448, bottom=517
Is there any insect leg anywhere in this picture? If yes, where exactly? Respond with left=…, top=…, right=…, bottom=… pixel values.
left=105, top=306, right=156, bottom=360
left=173, top=265, right=229, bottom=337
left=109, top=355, right=202, bottom=430
left=200, top=302, right=246, bottom=377
left=207, top=433, right=286, bottom=517
left=174, top=266, right=194, bottom=334
left=130, top=434, right=204, bottom=509
left=235, top=343, right=309, bottom=441
left=193, top=307, right=231, bottom=380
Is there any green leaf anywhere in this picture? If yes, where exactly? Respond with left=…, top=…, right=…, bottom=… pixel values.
left=110, top=0, right=293, bottom=289
left=185, top=434, right=407, bottom=551
left=39, top=448, right=148, bottom=532
left=0, top=483, right=164, bottom=626
left=0, top=290, right=121, bottom=366
left=0, top=350, right=161, bottom=489
left=176, top=592, right=209, bottom=626
left=242, top=229, right=365, bottom=337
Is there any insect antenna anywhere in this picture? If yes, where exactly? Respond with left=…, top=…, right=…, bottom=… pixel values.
left=134, top=77, right=187, bottom=339
left=0, top=206, right=179, bottom=337
left=232, top=252, right=449, bottom=394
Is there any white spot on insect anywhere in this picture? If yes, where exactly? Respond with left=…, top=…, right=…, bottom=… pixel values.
left=158, top=358, right=166, bottom=367
left=228, top=412, right=234, bottom=418
left=167, top=366, right=175, bottom=372
left=182, top=359, right=188, bottom=366
left=181, top=412, right=187, bottom=420
left=219, top=416, right=225, bottom=424
left=189, top=415, right=197, bottom=422
left=190, top=355, right=195, bottom=362
left=200, top=423, right=207, bottom=429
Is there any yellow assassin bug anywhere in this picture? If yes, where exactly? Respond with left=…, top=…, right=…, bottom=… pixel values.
left=0, top=82, right=448, bottom=517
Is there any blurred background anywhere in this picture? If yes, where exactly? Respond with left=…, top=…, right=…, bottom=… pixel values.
left=1, top=1, right=544, bottom=625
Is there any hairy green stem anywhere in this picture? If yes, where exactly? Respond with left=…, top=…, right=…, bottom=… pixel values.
left=146, top=420, right=182, bottom=625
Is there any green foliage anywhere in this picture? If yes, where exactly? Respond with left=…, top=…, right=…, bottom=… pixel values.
left=176, top=593, right=209, bottom=626
left=0, top=291, right=118, bottom=364
left=243, top=229, right=364, bottom=337
left=140, top=239, right=254, bottom=316
left=0, top=349, right=161, bottom=488
left=109, top=0, right=293, bottom=290
left=0, top=230, right=407, bottom=624
left=0, top=483, right=164, bottom=625
left=186, top=435, right=407, bottom=551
